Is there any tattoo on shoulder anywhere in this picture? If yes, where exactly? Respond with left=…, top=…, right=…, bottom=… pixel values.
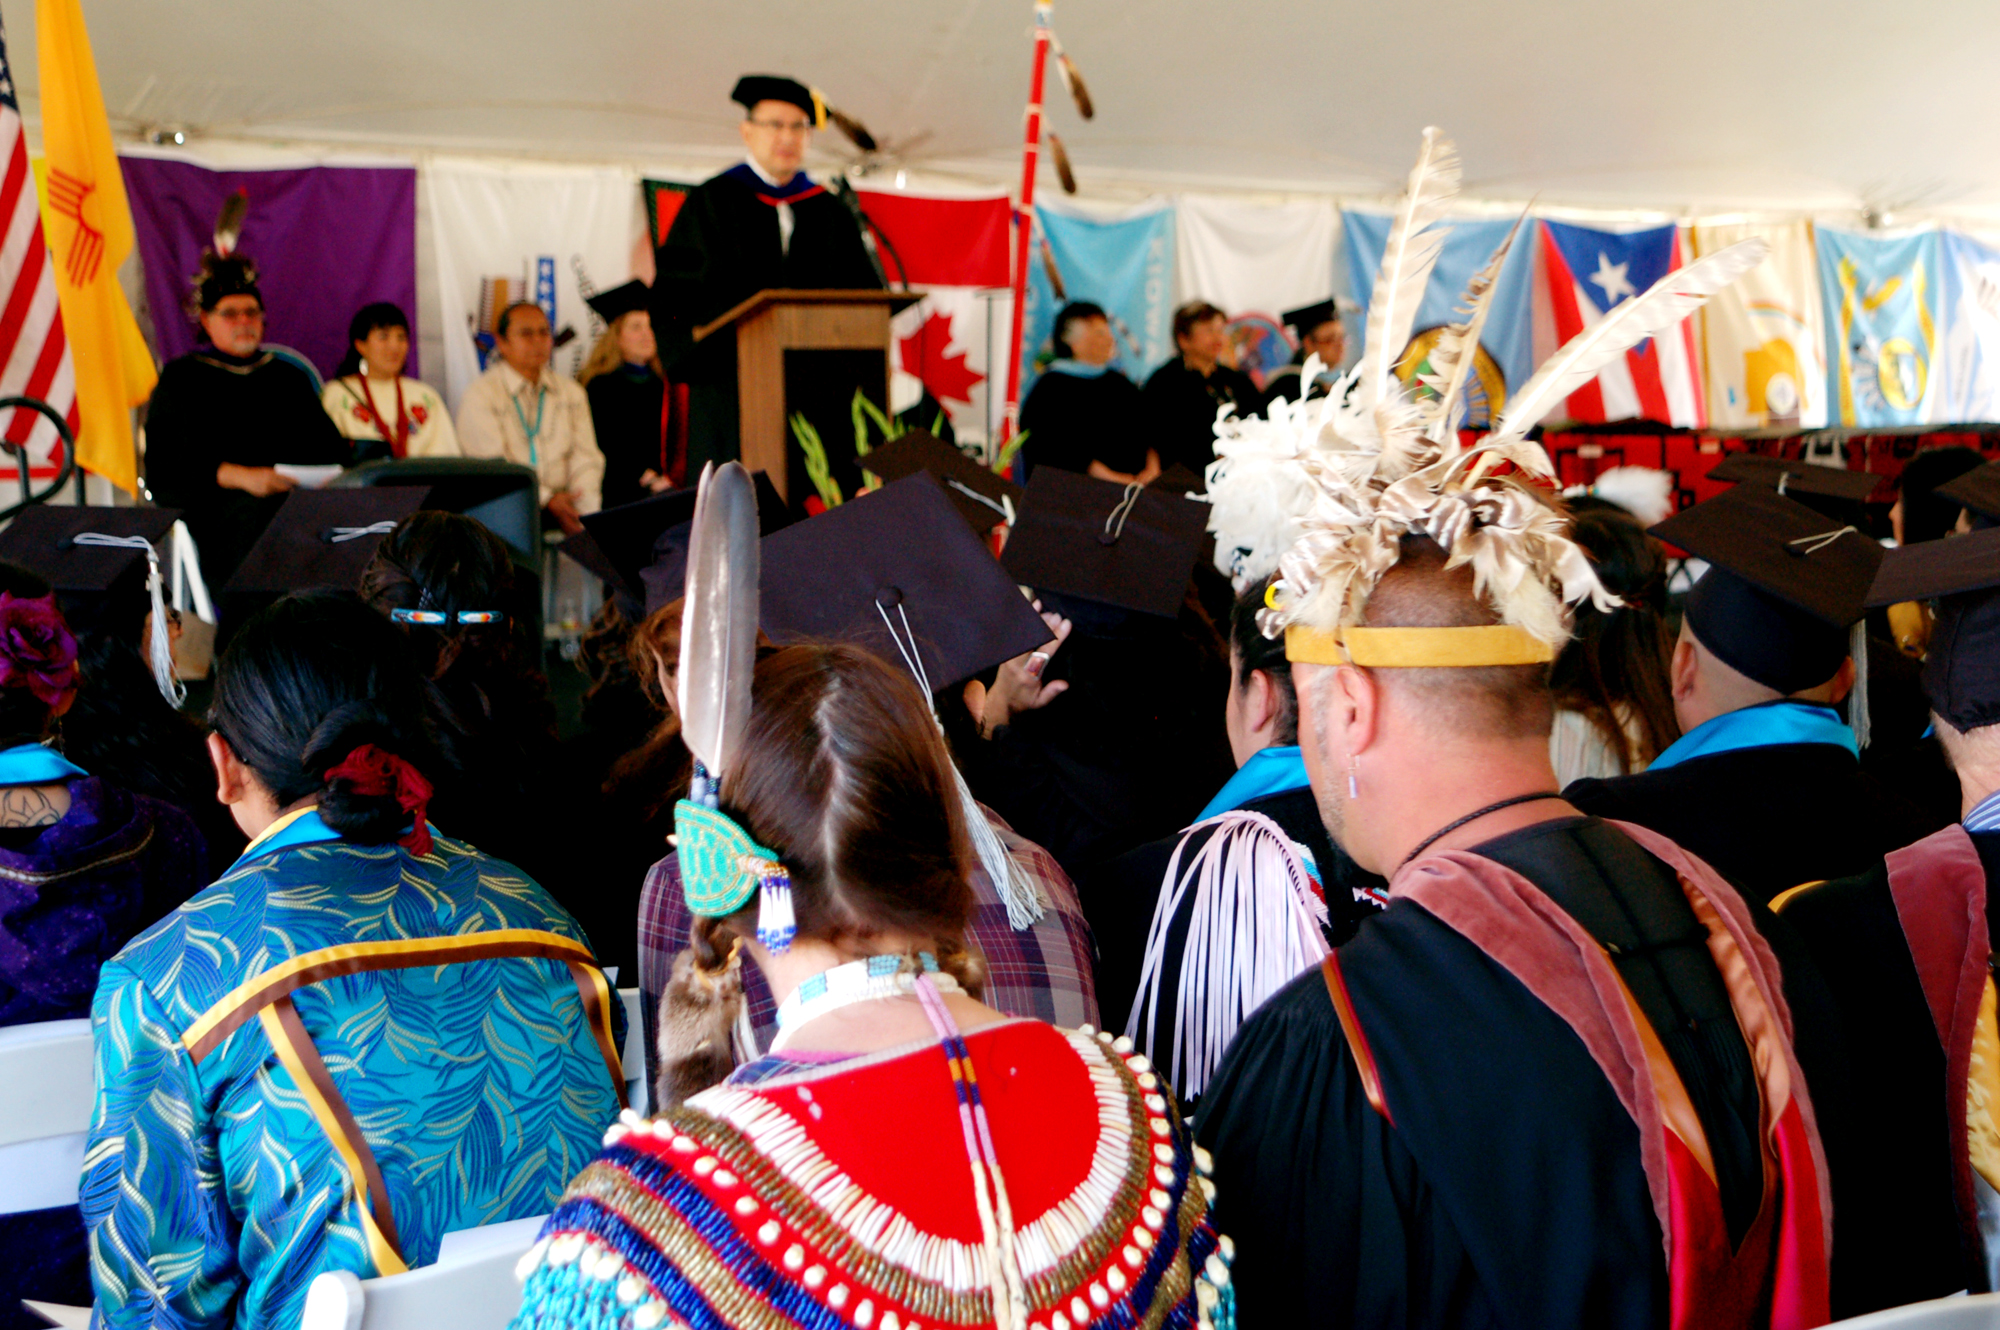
left=0, top=785, right=63, bottom=827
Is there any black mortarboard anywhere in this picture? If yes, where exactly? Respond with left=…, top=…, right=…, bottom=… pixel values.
left=1938, top=461, right=2000, bottom=529
left=578, top=472, right=792, bottom=615
left=1281, top=299, right=1339, bottom=334
left=1865, top=527, right=2000, bottom=731
left=1707, top=453, right=1882, bottom=523
left=759, top=471, right=1050, bottom=689
left=1002, top=466, right=1209, bottom=619
left=859, top=432, right=1021, bottom=538
left=1653, top=485, right=1883, bottom=693
left=585, top=280, right=651, bottom=324
left=730, top=75, right=822, bottom=125
left=1149, top=462, right=1206, bottom=496
left=0, top=505, right=183, bottom=640
left=223, top=488, right=431, bottom=594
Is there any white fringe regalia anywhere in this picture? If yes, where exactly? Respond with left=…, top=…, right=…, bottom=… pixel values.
left=1132, top=126, right=1771, bottom=1102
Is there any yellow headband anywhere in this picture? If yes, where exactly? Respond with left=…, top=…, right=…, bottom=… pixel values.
left=1285, top=624, right=1557, bottom=668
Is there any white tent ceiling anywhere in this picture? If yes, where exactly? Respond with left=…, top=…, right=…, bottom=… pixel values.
left=11, top=0, right=2000, bottom=217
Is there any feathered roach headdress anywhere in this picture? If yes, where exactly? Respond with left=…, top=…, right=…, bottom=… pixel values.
left=1260, top=126, right=1771, bottom=669
left=188, top=188, right=260, bottom=316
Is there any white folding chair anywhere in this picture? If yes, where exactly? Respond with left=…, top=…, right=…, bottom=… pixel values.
left=619, top=986, right=648, bottom=1117
left=300, top=1215, right=545, bottom=1330
left=0, top=1018, right=95, bottom=1215
left=1831, top=1294, right=2000, bottom=1328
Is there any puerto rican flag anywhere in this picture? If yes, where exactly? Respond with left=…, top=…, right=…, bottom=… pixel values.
left=1537, top=219, right=1705, bottom=427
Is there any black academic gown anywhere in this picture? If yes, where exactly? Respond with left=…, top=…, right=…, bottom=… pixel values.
left=143, top=348, right=351, bottom=589
left=1565, top=739, right=1947, bottom=907
left=1079, top=783, right=1380, bottom=1089
left=1139, top=358, right=1262, bottom=481
left=650, top=166, right=881, bottom=477
left=1777, top=830, right=2000, bottom=1306
left=1195, top=817, right=1807, bottom=1329
left=586, top=365, right=667, bottom=511
left=1017, top=366, right=1148, bottom=478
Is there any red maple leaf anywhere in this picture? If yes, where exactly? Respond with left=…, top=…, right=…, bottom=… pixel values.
left=898, top=309, right=984, bottom=407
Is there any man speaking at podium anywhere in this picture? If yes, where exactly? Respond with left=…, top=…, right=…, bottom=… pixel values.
left=653, top=74, right=883, bottom=479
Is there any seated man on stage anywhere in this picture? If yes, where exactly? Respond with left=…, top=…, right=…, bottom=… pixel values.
left=143, top=250, right=350, bottom=590
left=456, top=300, right=604, bottom=534
left=651, top=73, right=883, bottom=476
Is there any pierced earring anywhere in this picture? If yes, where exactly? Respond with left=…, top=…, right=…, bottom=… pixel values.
left=1348, top=754, right=1360, bottom=800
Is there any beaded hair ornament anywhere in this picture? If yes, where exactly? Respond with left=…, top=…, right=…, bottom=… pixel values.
left=1258, top=126, right=1771, bottom=669
left=671, top=460, right=794, bottom=953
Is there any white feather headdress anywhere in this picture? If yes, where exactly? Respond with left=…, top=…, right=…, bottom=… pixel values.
left=1258, top=128, right=1769, bottom=667
left=1203, top=387, right=1326, bottom=593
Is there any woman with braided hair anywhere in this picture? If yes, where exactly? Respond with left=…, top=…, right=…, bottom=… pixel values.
left=513, top=464, right=1231, bottom=1330
left=84, top=592, right=624, bottom=1330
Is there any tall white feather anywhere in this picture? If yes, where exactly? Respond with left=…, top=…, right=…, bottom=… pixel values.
left=1487, top=238, right=1770, bottom=447
left=1421, top=208, right=1527, bottom=442
left=1357, top=127, right=1461, bottom=411
left=677, top=462, right=761, bottom=780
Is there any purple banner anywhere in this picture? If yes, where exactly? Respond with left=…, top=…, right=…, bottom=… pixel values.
left=120, top=156, right=419, bottom=381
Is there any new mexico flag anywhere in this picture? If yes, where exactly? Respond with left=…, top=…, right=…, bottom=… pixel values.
left=37, top=0, right=154, bottom=493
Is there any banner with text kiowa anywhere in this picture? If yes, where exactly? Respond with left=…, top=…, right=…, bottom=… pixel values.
left=1019, top=200, right=1175, bottom=400
left=1342, top=210, right=1536, bottom=431
left=1937, top=229, right=2000, bottom=424
left=1816, top=227, right=1941, bottom=427
left=1693, top=221, right=1827, bottom=430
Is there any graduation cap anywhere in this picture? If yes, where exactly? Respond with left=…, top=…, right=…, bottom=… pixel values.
left=759, top=471, right=1051, bottom=690
left=585, top=280, right=650, bottom=325
left=1002, top=466, right=1209, bottom=620
left=1937, top=461, right=2000, bottom=530
left=1149, top=462, right=1206, bottom=496
left=1707, top=453, right=1882, bottom=522
left=223, top=488, right=431, bottom=594
left=1653, top=484, right=1883, bottom=694
left=858, top=431, right=1021, bottom=538
left=1865, top=526, right=2000, bottom=731
left=0, top=505, right=181, bottom=610
left=1281, top=299, right=1339, bottom=335
left=730, top=75, right=823, bottom=126
left=576, top=472, right=791, bottom=615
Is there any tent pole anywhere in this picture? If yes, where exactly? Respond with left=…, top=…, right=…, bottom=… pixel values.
left=998, top=0, right=1052, bottom=462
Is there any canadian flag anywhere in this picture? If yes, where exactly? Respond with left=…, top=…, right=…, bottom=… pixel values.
left=855, top=188, right=1011, bottom=445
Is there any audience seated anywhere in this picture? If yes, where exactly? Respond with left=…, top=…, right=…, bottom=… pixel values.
left=514, top=643, right=1227, bottom=1330
left=456, top=301, right=606, bottom=535
left=144, top=250, right=352, bottom=588
left=1548, top=502, right=1680, bottom=783
left=358, top=511, right=567, bottom=910
left=1017, top=301, right=1155, bottom=483
left=321, top=301, right=459, bottom=461
left=579, top=281, right=676, bottom=509
left=1140, top=300, right=1262, bottom=482
left=83, top=591, right=622, bottom=1330
left=0, top=566, right=208, bottom=1325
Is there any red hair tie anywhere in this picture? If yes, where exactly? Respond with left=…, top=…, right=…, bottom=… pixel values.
left=324, top=743, right=434, bottom=856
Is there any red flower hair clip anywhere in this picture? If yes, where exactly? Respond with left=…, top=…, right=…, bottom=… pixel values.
left=0, top=592, right=79, bottom=711
left=324, top=743, right=435, bottom=856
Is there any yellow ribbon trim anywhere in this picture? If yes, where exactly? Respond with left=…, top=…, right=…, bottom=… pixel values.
left=258, top=1006, right=409, bottom=1276
left=1285, top=624, right=1558, bottom=668
left=242, top=804, right=321, bottom=854
left=182, top=929, right=597, bottom=1054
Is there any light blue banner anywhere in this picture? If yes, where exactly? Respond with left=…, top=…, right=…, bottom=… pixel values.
left=1341, top=211, right=1537, bottom=429
left=1938, top=229, right=2000, bottom=423
left=1018, top=203, right=1176, bottom=398
left=1816, top=227, right=1942, bottom=427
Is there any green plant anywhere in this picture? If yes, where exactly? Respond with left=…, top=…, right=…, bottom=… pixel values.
left=788, top=411, right=844, bottom=509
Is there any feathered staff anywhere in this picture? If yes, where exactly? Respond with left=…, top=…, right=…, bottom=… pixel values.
left=678, top=461, right=760, bottom=806
left=1355, top=127, right=1460, bottom=412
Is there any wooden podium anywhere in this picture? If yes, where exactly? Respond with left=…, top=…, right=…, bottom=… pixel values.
left=693, top=288, right=923, bottom=503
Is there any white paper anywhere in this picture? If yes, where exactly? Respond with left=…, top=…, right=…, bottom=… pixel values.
left=274, top=464, right=345, bottom=489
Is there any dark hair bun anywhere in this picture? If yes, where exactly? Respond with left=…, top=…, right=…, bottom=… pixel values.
left=304, top=700, right=416, bottom=844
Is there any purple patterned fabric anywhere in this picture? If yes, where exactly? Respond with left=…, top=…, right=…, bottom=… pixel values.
left=0, top=775, right=209, bottom=1026
left=636, top=803, right=1099, bottom=1090
left=120, top=156, right=419, bottom=381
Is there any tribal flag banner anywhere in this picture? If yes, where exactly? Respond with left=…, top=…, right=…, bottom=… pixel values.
left=1692, top=221, right=1827, bottom=430
left=1343, top=210, right=1536, bottom=430
left=857, top=188, right=1010, bottom=444
left=1816, top=227, right=1942, bottom=427
left=643, top=179, right=696, bottom=248
left=1938, top=229, right=2000, bottom=423
left=1176, top=195, right=1339, bottom=390
left=1537, top=220, right=1705, bottom=427
left=36, top=0, right=153, bottom=492
left=1019, top=199, right=1176, bottom=401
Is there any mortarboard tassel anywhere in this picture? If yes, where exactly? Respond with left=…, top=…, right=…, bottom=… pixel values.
left=72, top=531, right=184, bottom=706
left=1849, top=619, right=1871, bottom=751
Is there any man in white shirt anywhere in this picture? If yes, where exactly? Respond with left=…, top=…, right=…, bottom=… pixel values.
left=456, top=302, right=605, bottom=533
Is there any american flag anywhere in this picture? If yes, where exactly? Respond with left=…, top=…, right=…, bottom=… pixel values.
left=0, top=17, right=77, bottom=474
